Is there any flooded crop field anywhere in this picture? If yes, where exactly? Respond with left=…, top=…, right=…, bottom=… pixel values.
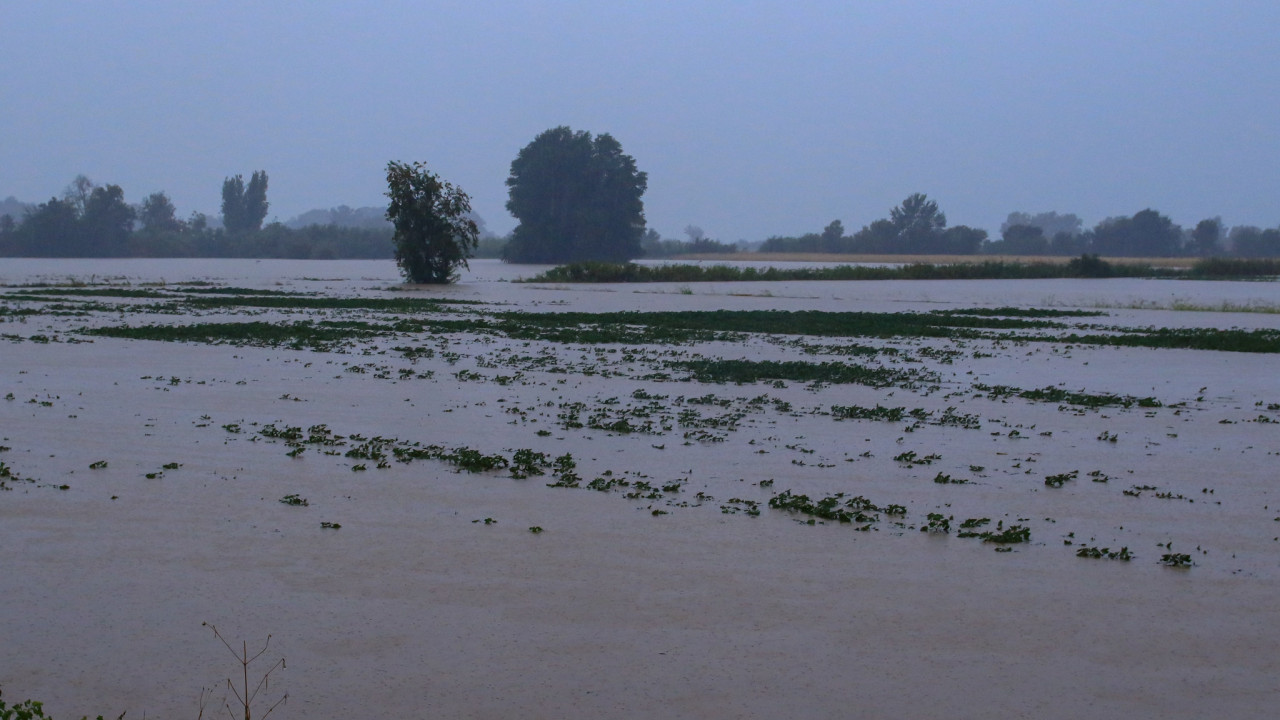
left=2, top=258, right=1278, bottom=718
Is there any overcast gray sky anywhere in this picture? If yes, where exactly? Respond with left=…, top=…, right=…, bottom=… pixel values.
left=3, top=1, right=1278, bottom=240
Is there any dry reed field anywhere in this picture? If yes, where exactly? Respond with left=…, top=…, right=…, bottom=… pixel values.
left=681, top=252, right=1203, bottom=267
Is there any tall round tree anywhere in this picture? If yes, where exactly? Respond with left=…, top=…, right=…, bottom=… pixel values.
left=385, top=161, right=479, bottom=284
left=504, top=126, right=647, bottom=264
left=221, top=171, right=269, bottom=234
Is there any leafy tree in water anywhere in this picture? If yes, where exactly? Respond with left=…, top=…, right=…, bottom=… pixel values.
left=385, top=160, right=478, bottom=283
left=221, top=170, right=269, bottom=233
left=504, top=126, right=647, bottom=263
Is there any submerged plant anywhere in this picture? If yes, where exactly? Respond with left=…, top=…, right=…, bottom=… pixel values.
left=923, top=513, right=951, bottom=533
left=1044, top=471, right=1078, bottom=488
left=510, top=448, right=551, bottom=479
left=1076, top=546, right=1132, bottom=561
left=1159, top=553, right=1193, bottom=567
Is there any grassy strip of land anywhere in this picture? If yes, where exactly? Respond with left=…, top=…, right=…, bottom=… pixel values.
left=9, top=286, right=313, bottom=299
left=672, top=358, right=927, bottom=388
left=1061, top=327, right=1280, bottom=354
left=496, top=309, right=1280, bottom=353
left=1184, top=257, right=1280, bottom=278
left=678, top=252, right=1200, bottom=266
left=7, top=287, right=481, bottom=313
left=77, top=305, right=1280, bottom=354
left=0, top=305, right=43, bottom=317
left=929, top=307, right=1103, bottom=318
left=518, top=257, right=1280, bottom=283
left=174, top=286, right=307, bottom=296
left=81, top=320, right=381, bottom=350
left=182, top=295, right=479, bottom=312
left=975, top=383, right=1162, bottom=409
left=498, top=309, right=1065, bottom=337
left=10, top=287, right=172, bottom=298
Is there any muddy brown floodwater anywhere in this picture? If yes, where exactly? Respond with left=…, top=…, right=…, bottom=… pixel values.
left=1, top=259, right=1278, bottom=719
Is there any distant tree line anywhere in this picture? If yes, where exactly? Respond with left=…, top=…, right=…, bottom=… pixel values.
left=0, top=174, right=393, bottom=259
left=987, top=211, right=1280, bottom=258
left=760, top=194, right=988, bottom=255
left=284, top=204, right=391, bottom=230
left=6, top=155, right=1280, bottom=261
left=640, top=225, right=739, bottom=257
left=759, top=199, right=1280, bottom=258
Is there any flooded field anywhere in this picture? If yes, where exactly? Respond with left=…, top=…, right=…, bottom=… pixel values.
left=2, top=258, right=1278, bottom=718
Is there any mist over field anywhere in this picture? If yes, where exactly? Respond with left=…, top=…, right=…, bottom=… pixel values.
left=3, top=2, right=1279, bottom=242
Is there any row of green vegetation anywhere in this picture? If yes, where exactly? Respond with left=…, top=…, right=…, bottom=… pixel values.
left=520, top=256, right=1280, bottom=283
left=501, top=308, right=1069, bottom=337
left=62, top=291, right=1280, bottom=353
left=9, top=286, right=479, bottom=312
left=180, top=294, right=477, bottom=312
left=80, top=320, right=382, bottom=351
left=508, top=308, right=1280, bottom=353
left=673, top=358, right=924, bottom=389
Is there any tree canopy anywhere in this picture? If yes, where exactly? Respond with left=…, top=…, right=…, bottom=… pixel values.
left=890, top=193, right=946, bottom=238
left=221, top=170, right=269, bottom=234
left=1001, top=211, right=1083, bottom=239
left=1229, top=225, right=1280, bottom=257
left=385, top=161, right=479, bottom=283
left=503, top=126, right=647, bottom=264
left=989, top=224, right=1048, bottom=255
left=138, top=191, right=181, bottom=234
left=878, top=193, right=985, bottom=254
left=1188, top=218, right=1223, bottom=257
left=1091, top=209, right=1182, bottom=257
left=2, top=178, right=135, bottom=257
left=81, top=184, right=135, bottom=256
left=0, top=173, right=397, bottom=259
